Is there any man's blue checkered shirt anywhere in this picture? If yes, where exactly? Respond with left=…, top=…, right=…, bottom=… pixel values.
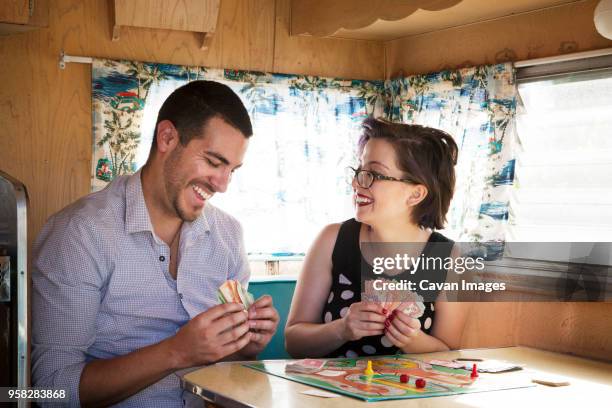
left=32, top=170, right=250, bottom=406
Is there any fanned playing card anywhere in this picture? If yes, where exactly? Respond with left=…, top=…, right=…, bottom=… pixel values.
left=217, top=280, right=254, bottom=308
left=362, top=278, right=425, bottom=318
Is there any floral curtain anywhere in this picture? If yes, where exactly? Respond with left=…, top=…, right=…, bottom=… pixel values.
left=92, top=59, right=516, bottom=258
left=384, top=64, right=517, bottom=257
left=91, top=59, right=386, bottom=256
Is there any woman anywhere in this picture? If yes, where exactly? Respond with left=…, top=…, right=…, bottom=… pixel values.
left=285, top=117, right=468, bottom=358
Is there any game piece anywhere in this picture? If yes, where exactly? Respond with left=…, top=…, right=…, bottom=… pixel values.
left=364, top=360, right=374, bottom=376
left=415, top=378, right=426, bottom=388
left=471, top=363, right=478, bottom=378
left=399, top=374, right=408, bottom=383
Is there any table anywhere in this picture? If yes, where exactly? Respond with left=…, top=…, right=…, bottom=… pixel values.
left=181, top=346, right=612, bottom=407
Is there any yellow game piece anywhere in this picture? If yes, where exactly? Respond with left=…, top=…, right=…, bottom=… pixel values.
left=364, top=360, right=374, bottom=376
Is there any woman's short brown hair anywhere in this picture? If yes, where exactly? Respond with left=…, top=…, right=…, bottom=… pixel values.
left=358, top=117, right=458, bottom=230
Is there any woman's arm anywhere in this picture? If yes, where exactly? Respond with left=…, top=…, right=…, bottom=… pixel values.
left=285, top=223, right=397, bottom=358
left=284, top=224, right=348, bottom=358
left=427, top=300, right=469, bottom=349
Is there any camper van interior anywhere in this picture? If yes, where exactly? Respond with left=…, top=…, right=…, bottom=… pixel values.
left=0, top=0, right=611, bottom=406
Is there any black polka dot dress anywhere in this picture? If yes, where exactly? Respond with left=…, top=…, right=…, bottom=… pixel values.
left=322, top=218, right=452, bottom=358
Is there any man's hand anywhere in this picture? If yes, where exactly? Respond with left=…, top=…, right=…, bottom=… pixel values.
left=241, top=295, right=280, bottom=358
left=168, top=302, right=252, bottom=368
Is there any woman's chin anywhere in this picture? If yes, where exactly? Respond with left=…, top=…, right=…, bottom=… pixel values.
left=354, top=210, right=371, bottom=224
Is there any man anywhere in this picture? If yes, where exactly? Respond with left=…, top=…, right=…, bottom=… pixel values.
left=32, top=81, right=279, bottom=406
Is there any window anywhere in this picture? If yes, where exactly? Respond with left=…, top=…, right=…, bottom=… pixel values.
left=133, top=76, right=379, bottom=265
left=511, top=65, right=612, bottom=243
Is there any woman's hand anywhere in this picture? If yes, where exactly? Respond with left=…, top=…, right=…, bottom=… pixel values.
left=340, top=302, right=386, bottom=341
left=384, top=306, right=421, bottom=349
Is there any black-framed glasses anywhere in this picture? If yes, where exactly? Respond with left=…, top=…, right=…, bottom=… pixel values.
left=346, top=167, right=415, bottom=189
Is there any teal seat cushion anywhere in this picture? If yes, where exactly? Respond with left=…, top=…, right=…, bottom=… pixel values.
left=248, top=278, right=296, bottom=360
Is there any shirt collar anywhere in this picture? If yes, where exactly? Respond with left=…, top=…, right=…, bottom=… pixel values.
left=125, top=170, right=154, bottom=234
left=184, top=204, right=211, bottom=239
left=125, top=170, right=211, bottom=237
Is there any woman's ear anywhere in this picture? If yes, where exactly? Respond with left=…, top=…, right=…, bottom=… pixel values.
left=407, top=184, right=428, bottom=207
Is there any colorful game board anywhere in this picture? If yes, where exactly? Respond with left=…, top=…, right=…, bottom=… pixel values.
left=244, top=355, right=535, bottom=402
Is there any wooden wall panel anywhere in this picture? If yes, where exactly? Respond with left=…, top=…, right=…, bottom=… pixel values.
left=57, top=0, right=275, bottom=73
left=274, top=0, right=385, bottom=80
left=0, top=0, right=29, bottom=24
left=385, top=0, right=612, bottom=77
left=460, top=303, right=520, bottom=349
left=205, top=0, right=275, bottom=72
left=459, top=302, right=612, bottom=361
left=114, top=0, right=220, bottom=33
left=518, top=303, right=612, bottom=361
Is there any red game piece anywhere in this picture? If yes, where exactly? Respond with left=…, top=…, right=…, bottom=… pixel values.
left=399, top=374, right=409, bottom=383
left=415, top=378, right=426, bottom=388
left=471, top=363, right=479, bottom=378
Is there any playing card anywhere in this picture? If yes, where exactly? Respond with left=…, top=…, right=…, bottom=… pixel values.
left=285, top=359, right=326, bottom=374
left=218, top=280, right=254, bottom=308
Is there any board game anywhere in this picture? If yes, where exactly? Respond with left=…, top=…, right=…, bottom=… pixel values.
left=244, top=355, right=535, bottom=402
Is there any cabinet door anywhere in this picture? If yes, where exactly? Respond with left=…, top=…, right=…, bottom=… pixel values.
left=114, top=0, right=219, bottom=33
left=0, top=0, right=29, bottom=25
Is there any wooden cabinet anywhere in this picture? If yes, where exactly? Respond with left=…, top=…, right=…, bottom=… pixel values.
left=290, top=0, right=579, bottom=41
left=0, top=0, right=48, bottom=35
left=113, top=0, right=221, bottom=50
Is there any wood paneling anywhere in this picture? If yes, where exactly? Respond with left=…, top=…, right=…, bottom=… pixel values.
left=205, top=0, right=275, bottom=72
left=114, top=0, right=220, bottom=32
left=56, top=0, right=275, bottom=73
left=460, top=302, right=612, bottom=361
left=460, top=303, right=520, bottom=348
left=386, top=0, right=612, bottom=77
left=0, top=0, right=47, bottom=34
left=113, top=0, right=221, bottom=48
left=27, top=0, right=48, bottom=27
left=518, top=303, right=612, bottom=361
left=274, top=0, right=384, bottom=80
left=0, top=0, right=29, bottom=25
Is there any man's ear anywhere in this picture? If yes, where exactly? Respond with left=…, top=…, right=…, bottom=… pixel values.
left=155, top=120, right=180, bottom=154
left=407, top=185, right=428, bottom=207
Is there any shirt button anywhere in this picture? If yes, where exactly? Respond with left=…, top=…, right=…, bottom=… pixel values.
left=159, top=255, right=165, bottom=262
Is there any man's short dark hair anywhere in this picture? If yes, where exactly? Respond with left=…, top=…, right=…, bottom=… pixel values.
left=152, top=80, right=253, bottom=150
left=358, top=117, right=458, bottom=230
